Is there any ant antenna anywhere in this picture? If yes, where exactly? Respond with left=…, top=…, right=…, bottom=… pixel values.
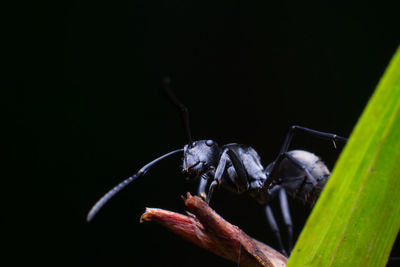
left=162, top=77, right=193, bottom=146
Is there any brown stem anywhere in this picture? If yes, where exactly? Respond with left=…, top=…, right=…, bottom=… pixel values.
left=140, top=193, right=287, bottom=267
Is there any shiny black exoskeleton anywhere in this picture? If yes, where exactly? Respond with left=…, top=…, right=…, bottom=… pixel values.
left=179, top=126, right=346, bottom=255
left=87, top=79, right=347, bottom=256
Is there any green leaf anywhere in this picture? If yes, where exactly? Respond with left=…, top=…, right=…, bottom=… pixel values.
left=287, top=46, right=400, bottom=267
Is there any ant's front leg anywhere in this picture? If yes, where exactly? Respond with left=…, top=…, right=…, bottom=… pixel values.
left=206, top=149, right=229, bottom=203
left=206, top=149, right=249, bottom=203
left=197, top=175, right=209, bottom=201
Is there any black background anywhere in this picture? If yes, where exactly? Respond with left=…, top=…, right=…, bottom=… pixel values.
left=12, top=1, right=399, bottom=266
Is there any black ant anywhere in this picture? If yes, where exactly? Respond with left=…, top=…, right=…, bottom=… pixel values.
left=87, top=78, right=347, bottom=256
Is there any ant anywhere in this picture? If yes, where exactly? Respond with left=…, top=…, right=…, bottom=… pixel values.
left=87, top=78, right=347, bottom=256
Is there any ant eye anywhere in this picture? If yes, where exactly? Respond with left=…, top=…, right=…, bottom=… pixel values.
left=206, top=140, right=214, bottom=146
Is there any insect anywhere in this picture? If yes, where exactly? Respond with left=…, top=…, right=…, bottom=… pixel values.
left=87, top=78, right=347, bottom=256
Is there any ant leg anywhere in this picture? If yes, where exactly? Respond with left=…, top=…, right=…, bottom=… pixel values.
left=206, top=149, right=249, bottom=203
left=206, top=149, right=229, bottom=203
left=226, top=149, right=249, bottom=191
left=197, top=175, right=209, bottom=201
left=283, top=152, right=318, bottom=186
left=206, top=180, right=219, bottom=204
left=280, top=125, right=348, bottom=154
left=265, top=203, right=288, bottom=256
left=279, top=187, right=294, bottom=253
left=265, top=152, right=318, bottom=187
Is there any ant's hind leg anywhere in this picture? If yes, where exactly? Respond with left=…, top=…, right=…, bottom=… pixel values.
left=265, top=204, right=288, bottom=257
left=279, top=187, right=294, bottom=253
left=280, top=125, right=348, bottom=154
left=265, top=152, right=318, bottom=187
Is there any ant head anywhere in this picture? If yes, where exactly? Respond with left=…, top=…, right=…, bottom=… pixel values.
left=163, top=78, right=220, bottom=179
left=183, top=140, right=220, bottom=179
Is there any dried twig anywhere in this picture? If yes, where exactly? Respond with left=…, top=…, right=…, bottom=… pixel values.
left=140, top=193, right=287, bottom=267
